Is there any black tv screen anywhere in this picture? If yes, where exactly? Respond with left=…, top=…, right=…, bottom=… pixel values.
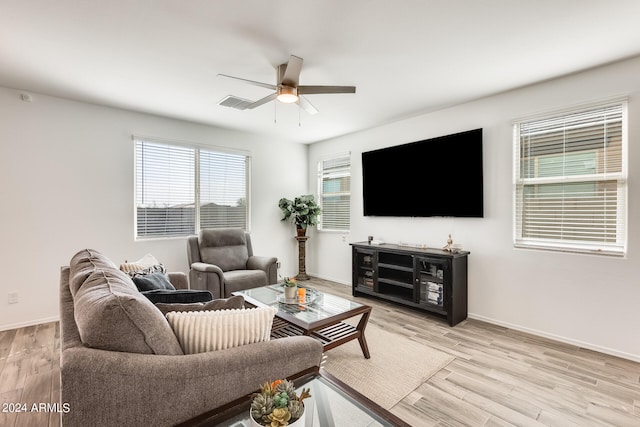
left=362, top=128, right=483, bottom=217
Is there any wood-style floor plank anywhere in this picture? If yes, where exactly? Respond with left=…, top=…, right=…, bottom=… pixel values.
left=1, top=277, right=639, bottom=426
left=308, top=278, right=640, bottom=427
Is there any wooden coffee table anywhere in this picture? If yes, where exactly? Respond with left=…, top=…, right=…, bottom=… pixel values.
left=234, top=284, right=372, bottom=358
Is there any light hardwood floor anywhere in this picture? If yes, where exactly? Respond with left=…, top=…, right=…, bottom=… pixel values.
left=1, top=278, right=639, bottom=426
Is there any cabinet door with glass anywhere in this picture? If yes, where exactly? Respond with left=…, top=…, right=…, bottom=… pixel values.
left=415, top=257, right=449, bottom=314
left=353, top=248, right=377, bottom=294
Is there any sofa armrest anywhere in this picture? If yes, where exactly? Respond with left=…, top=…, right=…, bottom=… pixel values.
left=61, top=336, right=322, bottom=427
left=167, top=272, right=189, bottom=289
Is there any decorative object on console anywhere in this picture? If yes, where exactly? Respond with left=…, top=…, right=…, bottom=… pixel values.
left=442, top=234, right=454, bottom=252
left=250, top=379, right=310, bottom=427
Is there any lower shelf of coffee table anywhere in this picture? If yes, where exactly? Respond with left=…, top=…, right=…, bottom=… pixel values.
left=270, top=317, right=359, bottom=350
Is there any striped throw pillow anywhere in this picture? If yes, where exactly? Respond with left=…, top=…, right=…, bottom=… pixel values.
left=166, top=307, right=277, bottom=354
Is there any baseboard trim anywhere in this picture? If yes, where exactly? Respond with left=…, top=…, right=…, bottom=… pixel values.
left=0, top=316, right=60, bottom=332
left=307, top=272, right=350, bottom=286
left=468, top=312, right=640, bottom=363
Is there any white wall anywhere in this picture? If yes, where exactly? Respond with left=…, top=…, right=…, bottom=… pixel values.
left=0, top=87, right=307, bottom=330
left=308, top=56, right=640, bottom=361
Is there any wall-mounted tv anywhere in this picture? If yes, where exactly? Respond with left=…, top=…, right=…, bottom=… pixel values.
left=362, top=128, right=483, bottom=218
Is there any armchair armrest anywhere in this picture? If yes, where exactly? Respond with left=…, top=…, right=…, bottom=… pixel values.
left=247, top=256, right=278, bottom=284
left=190, top=262, right=224, bottom=275
left=247, top=255, right=277, bottom=270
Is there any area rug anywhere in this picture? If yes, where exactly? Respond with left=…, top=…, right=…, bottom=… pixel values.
left=321, top=323, right=454, bottom=409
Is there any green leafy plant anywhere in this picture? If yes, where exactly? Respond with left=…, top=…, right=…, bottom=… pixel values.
left=278, top=195, right=321, bottom=229
left=250, top=379, right=311, bottom=426
left=283, top=277, right=297, bottom=288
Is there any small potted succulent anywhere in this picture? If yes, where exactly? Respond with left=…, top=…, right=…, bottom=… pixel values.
left=283, top=277, right=297, bottom=300
left=250, top=379, right=311, bottom=426
left=278, top=195, right=322, bottom=237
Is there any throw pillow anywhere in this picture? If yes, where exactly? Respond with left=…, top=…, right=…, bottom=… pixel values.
left=132, top=272, right=176, bottom=291
left=166, top=306, right=277, bottom=354
left=155, top=295, right=245, bottom=316
left=120, top=253, right=166, bottom=277
left=141, top=289, right=213, bottom=304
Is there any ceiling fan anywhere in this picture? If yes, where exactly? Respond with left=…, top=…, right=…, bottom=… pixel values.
left=217, top=55, right=356, bottom=115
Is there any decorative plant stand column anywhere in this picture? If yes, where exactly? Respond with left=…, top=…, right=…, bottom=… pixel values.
left=295, top=235, right=310, bottom=281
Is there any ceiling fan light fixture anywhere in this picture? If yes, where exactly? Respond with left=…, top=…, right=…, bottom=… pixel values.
left=277, top=86, right=298, bottom=103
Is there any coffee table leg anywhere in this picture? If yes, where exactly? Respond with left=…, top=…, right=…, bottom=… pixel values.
left=356, top=309, right=371, bottom=359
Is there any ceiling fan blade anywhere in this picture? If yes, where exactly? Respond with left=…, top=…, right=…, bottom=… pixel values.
left=297, top=85, right=356, bottom=95
left=217, top=74, right=277, bottom=90
left=298, top=96, right=319, bottom=115
left=247, top=93, right=277, bottom=109
left=280, top=55, right=303, bottom=86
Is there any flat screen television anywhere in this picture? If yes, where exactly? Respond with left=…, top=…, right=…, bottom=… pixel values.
left=362, top=128, right=483, bottom=217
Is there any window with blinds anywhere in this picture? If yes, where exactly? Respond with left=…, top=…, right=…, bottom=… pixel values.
left=135, top=138, right=249, bottom=239
left=317, top=154, right=351, bottom=231
left=513, top=101, right=627, bottom=256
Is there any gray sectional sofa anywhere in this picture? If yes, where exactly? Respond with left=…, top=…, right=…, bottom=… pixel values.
left=59, top=249, right=323, bottom=427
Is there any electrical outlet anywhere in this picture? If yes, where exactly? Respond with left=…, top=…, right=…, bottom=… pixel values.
left=8, top=292, right=19, bottom=304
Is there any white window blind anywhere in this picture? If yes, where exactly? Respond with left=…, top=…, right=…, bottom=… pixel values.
left=513, top=101, right=627, bottom=256
left=199, top=150, right=248, bottom=230
left=318, top=154, right=351, bottom=231
left=135, top=138, right=249, bottom=239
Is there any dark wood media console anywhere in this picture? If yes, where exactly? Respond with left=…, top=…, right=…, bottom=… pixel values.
left=351, top=242, right=469, bottom=326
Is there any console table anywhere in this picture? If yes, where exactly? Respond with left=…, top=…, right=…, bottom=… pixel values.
left=351, top=242, right=469, bottom=326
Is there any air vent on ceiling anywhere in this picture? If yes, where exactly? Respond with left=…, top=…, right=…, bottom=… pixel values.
left=218, top=95, right=254, bottom=110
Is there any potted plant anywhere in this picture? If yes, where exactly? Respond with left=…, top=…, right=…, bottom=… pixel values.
left=278, top=195, right=322, bottom=236
left=283, top=277, right=297, bottom=300
left=250, top=379, right=311, bottom=426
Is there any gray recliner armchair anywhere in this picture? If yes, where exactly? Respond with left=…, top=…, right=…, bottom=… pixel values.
left=188, top=228, right=278, bottom=298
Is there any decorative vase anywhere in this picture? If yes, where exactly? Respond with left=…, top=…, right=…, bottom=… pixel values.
left=284, top=285, right=297, bottom=300
left=296, top=226, right=306, bottom=237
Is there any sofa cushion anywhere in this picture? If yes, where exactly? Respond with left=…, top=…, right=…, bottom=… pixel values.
left=155, top=295, right=244, bottom=316
left=132, top=272, right=176, bottom=291
left=166, top=307, right=276, bottom=354
left=69, top=249, right=119, bottom=296
left=70, top=249, right=184, bottom=355
left=199, top=229, right=249, bottom=271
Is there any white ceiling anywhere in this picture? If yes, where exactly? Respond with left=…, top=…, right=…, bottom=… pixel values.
left=3, top=0, right=640, bottom=144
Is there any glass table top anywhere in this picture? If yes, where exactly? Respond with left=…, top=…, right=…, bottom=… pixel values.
left=215, top=373, right=390, bottom=427
left=237, top=285, right=365, bottom=326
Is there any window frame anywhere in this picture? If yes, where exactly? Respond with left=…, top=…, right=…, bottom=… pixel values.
left=317, top=153, right=351, bottom=232
left=512, top=99, right=627, bottom=257
left=133, top=136, right=251, bottom=240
